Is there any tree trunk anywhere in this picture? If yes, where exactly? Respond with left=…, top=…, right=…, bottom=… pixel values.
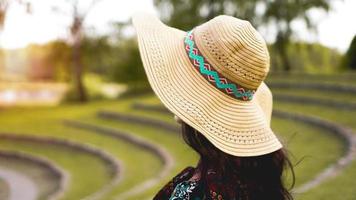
left=207, top=0, right=216, bottom=20
left=279, top=43, right=291, bottom=71
left=72, top=39, right=87, bottom=102
left=276, top=33, right=291, bottom=71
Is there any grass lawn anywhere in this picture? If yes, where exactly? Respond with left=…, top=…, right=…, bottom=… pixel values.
left=0, top=139, right=111, bottom=200
left=275, top=101, right=356, bottom=133
left=272, top=117, right=345, bottom=188
left=81, top=115, right=198, bottom=199
left=0, top=155, right=59, bottom=200
left=274, top=101, right=356, bottom=200
left=299, top=161, right=356, bottom=200
left=0, top=90, right=352, bottom=199
left=0, top=99, right=162, bottom=199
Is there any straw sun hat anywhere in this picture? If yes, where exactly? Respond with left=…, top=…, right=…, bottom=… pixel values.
left=132, top=12, right=282, bottom=157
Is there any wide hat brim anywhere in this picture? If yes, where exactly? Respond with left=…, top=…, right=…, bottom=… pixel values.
left=132, top=13, right=282, bottom=157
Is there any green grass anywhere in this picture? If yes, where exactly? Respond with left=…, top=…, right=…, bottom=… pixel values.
left=0, top=99, right=163, bottom=199
left=0, top=139, right=111, bottom=200
left=0, top=155, right=59, bottom=200
left=8, top=94, right=194, bottom=199
left=81, top=114, right=198, bottom=199
left=64, top=124, right=162, bottom=199
left=275, top=101, right=356, bottom=131
left=0, top=89, right=353, bottom=199
left=272, top=117, right=345, bottom=187
left=299, top=161, right=356, bottom=200
left=272, top=101, right=356, bottom=200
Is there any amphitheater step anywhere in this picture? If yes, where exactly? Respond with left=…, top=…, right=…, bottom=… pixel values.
left=63, top=120, right=175, bottom=200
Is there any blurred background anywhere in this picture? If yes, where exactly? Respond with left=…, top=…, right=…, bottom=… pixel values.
left=0, top=0, right=355, bottom=199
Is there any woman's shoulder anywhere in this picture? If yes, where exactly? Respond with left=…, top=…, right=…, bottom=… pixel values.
left=153, top=167, right=195, bottom=200
left=173, top=166, right=196, bottom=182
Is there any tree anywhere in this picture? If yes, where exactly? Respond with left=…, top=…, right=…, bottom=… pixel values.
left=154, top=0, right=336, bottom=71
left=263, top=0, right=332, bottom=71
left=53, top=0, right=101, bottom=102
left=342, top=35, right=356, bottom=70
left=154, top=0, right=261, bottom=31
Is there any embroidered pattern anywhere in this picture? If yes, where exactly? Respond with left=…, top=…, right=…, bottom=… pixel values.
left=184, top=30, right=255, bottom=101
left=153, top=167, right=230, bottom=200
left=169, top=181, right=197, bottom=200
left=210, top=190, right=224, bottom=200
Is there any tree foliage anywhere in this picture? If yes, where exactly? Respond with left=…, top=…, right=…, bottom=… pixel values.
left=269, top=42, right=341, bottom=73
left=76, top=32, right=148, bottom=86
left=80, top=35, right=114, bottom=75
left=26, top=41, right=72, bottom=81
left=109, top=38, right=147, bottom=85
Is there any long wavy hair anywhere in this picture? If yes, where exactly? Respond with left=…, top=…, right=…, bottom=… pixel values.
left=181, top=122, right=295, bottom=200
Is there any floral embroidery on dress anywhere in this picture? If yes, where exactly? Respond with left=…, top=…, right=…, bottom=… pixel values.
left=153, top=165, right=230, bottom=200
left=169, top=181, right=197, bottom=200
left=210, top=190, right=224, bottom=200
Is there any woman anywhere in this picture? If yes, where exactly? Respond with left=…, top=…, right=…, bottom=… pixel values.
left=132, top=13, right=294, bottom=200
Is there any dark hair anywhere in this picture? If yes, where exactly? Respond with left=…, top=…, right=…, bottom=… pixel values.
left=181, top=122, right=295, bottom=200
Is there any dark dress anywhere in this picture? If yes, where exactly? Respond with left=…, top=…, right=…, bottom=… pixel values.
left=153, top=163, right=236, bottom=200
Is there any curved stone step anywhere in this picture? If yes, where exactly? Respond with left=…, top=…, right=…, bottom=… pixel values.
left=268, top=73, right=356, bottom=82
left=132, top=103, right=172, bottom=115
left=0, top=150, right=68, bottom=200
left=63, top=120, right=174, bottom=200
left=129, top=102, right=356, bottom=194
left=0, top=133, right=122, bottom=200
left=97, top=110, right=180, bottom=133
left=273, top=94, right=356, bottom=110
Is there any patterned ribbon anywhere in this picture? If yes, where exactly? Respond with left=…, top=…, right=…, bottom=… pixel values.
left=184, top=30, right=255, bottom=101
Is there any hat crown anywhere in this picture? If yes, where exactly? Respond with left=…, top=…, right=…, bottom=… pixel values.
left=194, top=15, right=270, bottom=90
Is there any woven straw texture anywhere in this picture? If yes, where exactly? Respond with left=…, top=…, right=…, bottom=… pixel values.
left=132, top=13, right=282, bottom=156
